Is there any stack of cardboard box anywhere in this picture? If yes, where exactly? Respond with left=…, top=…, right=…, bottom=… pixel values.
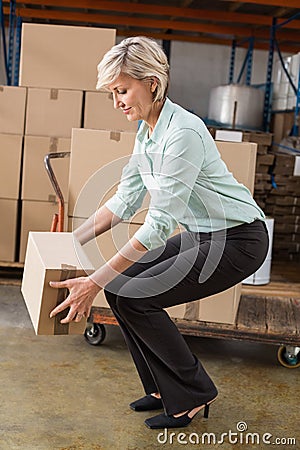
left=0, top=86, right=26, bottom=261
left=19, top=88, right=82, bottom=262
left=67, top=128, right=140, bottom=308
left=265, top=150, right=300, bottom=262
left=16, top=23, right=117, bottom=262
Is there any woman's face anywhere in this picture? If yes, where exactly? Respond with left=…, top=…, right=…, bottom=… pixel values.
left=108, top=72, right=157, bottom=124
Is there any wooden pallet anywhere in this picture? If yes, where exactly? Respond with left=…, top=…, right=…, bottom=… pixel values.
left=0, top=261, right=24, bottom=286
left=0, top=261, right=24, bottom=269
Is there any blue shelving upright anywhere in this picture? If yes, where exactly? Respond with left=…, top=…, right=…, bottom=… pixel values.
left=264, top=12, right=300, bottom=134
left=0, top=0, right=21, bottom=86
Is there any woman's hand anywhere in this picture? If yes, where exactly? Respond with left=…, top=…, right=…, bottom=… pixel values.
left=49, top=276, right=101, bottom=324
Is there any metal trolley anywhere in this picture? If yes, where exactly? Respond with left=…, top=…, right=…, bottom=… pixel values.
left=44, top=152, right=300, bottom=369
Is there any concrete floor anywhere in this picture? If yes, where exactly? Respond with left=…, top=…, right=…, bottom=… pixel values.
left=0, top=284, right=298, bottom=450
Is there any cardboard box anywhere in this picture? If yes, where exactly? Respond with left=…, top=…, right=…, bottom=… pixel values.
left=21, top=232, right=94, bottom=335
left=215, top=129, right=243, bottom=142
left=0, top=198, right=18, bottom=262
left=22, top=136, right=70, bottom=202
left=0, top=86, right=27, bottom=135
left=68, top=128, right=136, bottom=219
left=19, top=200, right=69, bottom=263
left=19, top=24, right=116, bottom=90
left=0, top=134, right=23, bottom=199
left=167, top=284, right=242, bottom=324
left=25, top=88, right=83, bottom=137
left=271, top=111, right=295, bottom=145
left=84, top=91, right=137, bottom=133
left=216, top=141, right=257, bottom=194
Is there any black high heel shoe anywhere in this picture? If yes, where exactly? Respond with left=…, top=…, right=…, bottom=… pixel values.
left=130, top=394, right=163, bottom=412
left=144, top=399, right=215, bottom=429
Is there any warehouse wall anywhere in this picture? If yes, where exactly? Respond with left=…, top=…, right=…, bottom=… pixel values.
left=168, top=40, right=271, bottom=118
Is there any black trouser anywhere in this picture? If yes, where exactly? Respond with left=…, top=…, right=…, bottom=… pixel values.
left=104, top=220, right=269, bottom=415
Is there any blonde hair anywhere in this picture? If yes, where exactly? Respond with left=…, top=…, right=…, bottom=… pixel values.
left=96, top=36, right=169, bottom=102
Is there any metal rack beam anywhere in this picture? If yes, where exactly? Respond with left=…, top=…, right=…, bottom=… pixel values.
left=263, top=11, right=300, bottom=132
left=291, top=68, right=300, bottom=136
left=228, top=37, right=255, bottom=85
left=4, top=4, right=300, bottom=43
left=1, top=0, right=21, bottom=85
left=13, top=15, right=21, bottom=86
left=7, top=0, right=16, bottom=85
left=10, top=0, right=300, bottom=30
left=263, top=18, right=277, bottom=132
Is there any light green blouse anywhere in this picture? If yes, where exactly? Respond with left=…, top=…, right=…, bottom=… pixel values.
left=105, top=98, right=265, bottom=250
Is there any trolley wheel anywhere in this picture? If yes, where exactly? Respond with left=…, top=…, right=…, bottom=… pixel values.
left=84, top=323, right=106, bottom=346
left=277, top=345, right=300, bottom=369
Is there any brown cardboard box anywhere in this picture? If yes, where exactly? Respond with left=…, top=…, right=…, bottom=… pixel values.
left=0, top=86, right=27, bottom=135
left=22, top=136, right=70, bottom=202
left=25, top=88, right=83, bottom=137
left=68, top=128, right=136, bottom=219
left=0, top=198, right=18, bottom=262
left=21, top=232, right=94, bottom=335
left=167, top=284, right=242, bottom=324
left=270, top=111, right=295, bottom=145
left=19, top=24, right=116, bottom=91
left=216, top=141, right=257, bottom=194
left=0, top=134, right=23, bottom=199
left=84, top=91, right=137, bottom=133
left=19, top=200, right=69, bottom=263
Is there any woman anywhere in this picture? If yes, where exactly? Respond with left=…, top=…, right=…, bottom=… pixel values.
left=50, top=37, right=269, bottom=430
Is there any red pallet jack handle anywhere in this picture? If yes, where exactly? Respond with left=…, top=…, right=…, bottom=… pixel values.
left=44, top=152, right=71, bottom=232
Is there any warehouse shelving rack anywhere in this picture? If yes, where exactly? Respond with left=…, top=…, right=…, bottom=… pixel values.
left=263, top=13, right=300, bottom=134
left=0, top=0, right=21, bottom=86
left=225, top=14, right=300, bottom=134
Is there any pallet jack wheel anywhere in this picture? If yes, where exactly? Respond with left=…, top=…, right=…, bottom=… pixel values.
left=84, top=323, right=106, bottom=346
left=277, top=345, right=300, bottom=369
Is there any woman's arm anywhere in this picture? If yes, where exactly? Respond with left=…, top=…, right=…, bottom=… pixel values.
left=73, top=205, right=123, bottom=245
